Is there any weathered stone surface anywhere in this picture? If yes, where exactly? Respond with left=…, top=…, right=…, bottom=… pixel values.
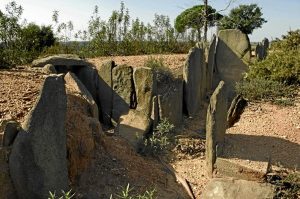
left=158, top=76, right=183, bottom=128
left=214, top=29, right=250, bottom=100
left=183, top=47, right=205, bottom=117
left=0, top=147, right=17, bottom=199
left=118, top=111, right=151, bottom=149
left=65, top=72, right=102, bottom=184
left=227, top=95, right=247, bottom=128
left=201, top=178, right=275, bottom=199
left=96, top=61, right=115, bottom=125
left=256, top=38, right=269, bottom=61
left=9, top=75, right=69, bottom=199
left=76, top=65, right=101, bottom=111
left=32, top=54, right=87, bottom=68
left=112, top=65, right=134, bottom=122
left=206, top=81, right=227, bottom=177
left=2, top=120, right=20, bottom=147
left=42, top=64, right=57, bottom=74
left=118, top=67, right=156, bottom=149
left=134, top=67, right=156, bottom=116
left=207, top=35, right=217, bottom=92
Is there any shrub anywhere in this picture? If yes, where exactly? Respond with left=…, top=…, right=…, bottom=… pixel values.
left=143, top=118, right=174, bottom=155
left=248, top=30, right=300, bottom=84
left=236, top=78, right=296, bottom=105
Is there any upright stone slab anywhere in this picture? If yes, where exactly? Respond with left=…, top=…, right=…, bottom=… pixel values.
left=158, top=77, right=183, bottom=128
left=96, top=61, right=115, bottom=125
left=118, top=67, right=156, bottom=149
left=214, top=29, right=250, bottom=100
left=112, top=65, right=134, bottom=122
left=183, top=47, right=205, bottom=117
left=206, top=81, right=227, bottom=177
left=76, top=65, right=101, bottom=113
left=9, top=75, right=69, bottom=199
left=207, top=35, right=217, bottom=92
left=65, top=72, right=102, bottom=183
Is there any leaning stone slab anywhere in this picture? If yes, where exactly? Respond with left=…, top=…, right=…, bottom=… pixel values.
left=9, top=74, right=69, bottom=199
left=112, top=65, right=134, bottom=122
left=183, top=47, right=205, bottom=117
left=206, top=81, right=227, bottom=177
left=201, top=178, right=275, bottom=199
left=214, top=29, right=250, bottom=100
left=65, top=72, right=102, bottom=184
left=227, top=95, right=247, bottom=128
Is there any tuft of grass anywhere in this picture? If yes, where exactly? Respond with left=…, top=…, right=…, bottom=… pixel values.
left=48, top=190, right=75, bottom=199
left=110, top=184, right=156, bottom=199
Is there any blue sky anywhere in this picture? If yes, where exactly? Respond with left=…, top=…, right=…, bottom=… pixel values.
left=1, top=0, right=299, bottom=42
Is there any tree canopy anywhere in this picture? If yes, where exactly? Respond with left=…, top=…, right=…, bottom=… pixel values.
left=175, top=5, right=222, bottom=41
left=219, top=4, right=267, bottom=34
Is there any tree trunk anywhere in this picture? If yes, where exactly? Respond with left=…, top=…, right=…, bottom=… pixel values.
left=203, top=0, right=208, bottom=42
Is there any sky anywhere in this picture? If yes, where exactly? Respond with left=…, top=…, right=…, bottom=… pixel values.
left=0, top=0, right=300, bottom=42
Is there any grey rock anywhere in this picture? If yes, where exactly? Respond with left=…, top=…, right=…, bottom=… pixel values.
left=9, top=74, right=69, bottom=199
left=112, top=65, right=134, bottom=122
left=227, top=95, right=247, bottom=128
left=201, top=178, right=275, bottom=199
left=32, top=54, right=87, bottom=68
left=206, top=81, right=227, bottom=177
left=96, top=61, right=115, bottom=125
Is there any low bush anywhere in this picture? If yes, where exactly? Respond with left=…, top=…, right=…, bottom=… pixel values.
left=143, top=118, right=174, bottom=155
left=236, top=78, right=296, bottom=105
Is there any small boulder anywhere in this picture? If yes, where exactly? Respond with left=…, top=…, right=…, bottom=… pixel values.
left=201, top=178, right=275, bottom=199
left=42, top=64, right=57, bottom=74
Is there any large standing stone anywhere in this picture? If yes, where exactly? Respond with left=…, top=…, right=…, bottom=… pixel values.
left=65, top=72, right=102, bottom=184
left=207, top=35, right=217, bottom=92
left=206, top=81, right=227, bottom=177
left=9, top=75, right=69, bottom=199
left=214, top=29, right=250, bottom=100
left=183, top=47, right=205, bottom=117
left=96, top=61, right=115, bottom=125
left=201, top=178, right=275, bottom=199
left=118, top=67, right=156, bottom=148
left=158, top=77, right=183, bottom=128
left=112, top=65, right=134, bottom=122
